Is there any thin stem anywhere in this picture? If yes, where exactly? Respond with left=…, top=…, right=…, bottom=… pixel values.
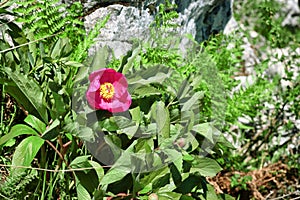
left=0, top=85, right=4, bottom=134
left=45, top=139, right=68, bottom=168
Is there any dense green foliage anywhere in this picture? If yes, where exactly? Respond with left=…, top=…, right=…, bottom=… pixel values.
left=0, top=0, right=299, bottom=199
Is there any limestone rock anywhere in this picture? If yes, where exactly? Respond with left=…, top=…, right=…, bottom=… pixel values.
left=84, top=0, right=233, bottom=57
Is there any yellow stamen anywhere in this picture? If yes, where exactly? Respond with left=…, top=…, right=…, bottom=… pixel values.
left=100, top=82, right=115, bottom=101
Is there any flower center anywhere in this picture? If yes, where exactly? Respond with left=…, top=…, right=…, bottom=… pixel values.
left=100, top=82, right=115, bottom=101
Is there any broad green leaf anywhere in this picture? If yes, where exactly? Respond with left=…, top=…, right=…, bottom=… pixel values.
left=121, top=45, right=141, bottom=74
left=24, top=114, right=46, bottom=134
left=41, top=119, right=60, bottom=140
left=181, top=91, right=204, bottom=111
left=127, top=65, right=172, bottom=85
left=76, top=127, right=94, bottom=142
left=192, top=123, right=214, bottom=144
left=50, top=38, right=70, bottom=59
left=177, top=79, right=191, bottom=100
left=52, top=91, right=66, bottom=116
left=70, top=156, right=91, bottom=173
left=202, top=184, right=220, bottom=200
left=70, top=156, right=99, bottom=194
left=88, top=160, right=104, bottom=181
left=74, top=66, right=89, bottom=84
left=4, top=68, right=48, bottom=123
left=140, top=166, right=169, bottom=187
left=100, top=140, right=140, bottom=185
left=130, top=106, right=142, bottom=123
left=157, top=181, right=177, bottom=193
left=76, top=182, right=92, bottom=200
left=11, top=136, right=44, bottom=175
left=163, top=149, right=183, bottom=172
left=120, top=125, right=139, bottom=139
left=90, top=46, right=109, bottom=72
left=100, top=165, right=131, bottom=186
left=158, top=192, right=181, bottom=200
left=132, top=85, right=162, bottom=97
left=0, top=124, right=39, bottom=146
left=154, top=101, right=170, bottom=139
left=190, top=156, right=222, bottom=177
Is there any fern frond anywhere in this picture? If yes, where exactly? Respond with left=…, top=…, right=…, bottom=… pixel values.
left=14, top=0, right=85, bottom=46
left=0, top=172, right=38, bottom=199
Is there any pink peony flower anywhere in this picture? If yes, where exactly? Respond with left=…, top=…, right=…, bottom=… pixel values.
left=86, top=68, right=132, bottom=113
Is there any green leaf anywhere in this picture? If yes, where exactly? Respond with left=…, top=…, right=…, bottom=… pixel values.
left=41, top=119, right=60, bottom=140
left=88, top=160, right=104, bottom=181
left=133, top=85, right=162, bottom=97
left=74, top=66, right=89, bottom=84
left=100, top=140, right=138, bottom=185
left=158, top=192, right=181, bottom=200
left=0, top=124, right=39, bottom=146
left=163, top=149, right=182, bottom=172
left=130, top=106, right=142, bottom=123
left=120, top=125, right=139, bottom=139
left=154, top=101, right=170, bottom=139
left=216, top=134, right=235, bottom=149
left=52, top=91, right=66, bottom=116
left=192, top=123, right=214, bottom=144
left=181, top=91, right=204, bottom=111
left=121, top=45, right=141, bottom=74
left=11, top=136, right=44, bottom=175
left=70, top=156, right=99, bottom=194
left=90, top=46, right=109, bottom=72
left=24, top=114, right=46, bottom=134
left=76, top=182, right=92, bottom=200
left=190, top=156, right=222, bottom=177
left=4, top=68, right=48, bottom=123
left=100, top=165, right=131, bottom=186
left=127, top=65, right=172, bottom=86
left=140, top=166, right=170, bottom=187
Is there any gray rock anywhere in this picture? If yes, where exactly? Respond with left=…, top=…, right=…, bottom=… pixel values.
left=84, top=0, right=233, bottom=58
left=278, top=0, right=300, bottom=27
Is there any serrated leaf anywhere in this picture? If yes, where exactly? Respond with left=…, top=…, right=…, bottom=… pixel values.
left=11, top=136, right=44, bottom=175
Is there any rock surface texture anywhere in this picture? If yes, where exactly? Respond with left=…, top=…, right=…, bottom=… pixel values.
left=83, top=0, right=233, bottom=57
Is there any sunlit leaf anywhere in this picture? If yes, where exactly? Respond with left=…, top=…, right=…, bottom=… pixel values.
left=4, top=68, right=48, bottom=123
left=11, top=136, right=44, bottom=175
left=24, top=114, right=46, bottom=134
left=0, top=124, right=39, bottom=146
left=190, top=156, right=222, bottom=177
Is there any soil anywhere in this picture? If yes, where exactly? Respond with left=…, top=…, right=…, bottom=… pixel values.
left=207, top=161, right=300, bottom=199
